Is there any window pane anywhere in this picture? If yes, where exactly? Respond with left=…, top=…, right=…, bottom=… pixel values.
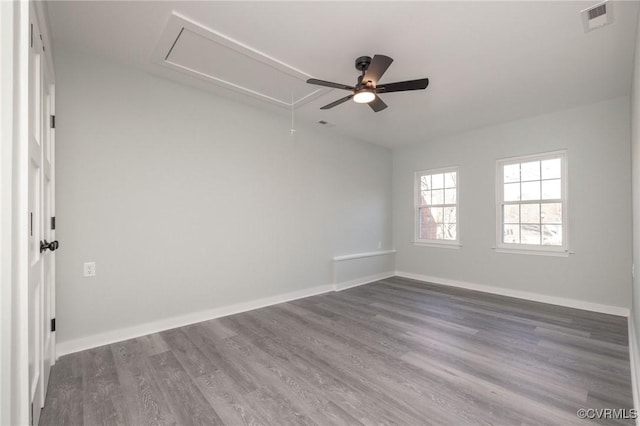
left=417, top=168, right=459, bottom=242
left=541, top=179, right=561, bottom=200
left=521, top=161, right=540, bottom=181
left=444, top=172, right=456, bottom=188
left=419, top=207, right=437, bottom=239
left=432, top=173, right=444, bottom=189
left=542, top=158, right=561, bottom=179
left=420, top=190, right=431, bottom=206
left=431, top=207, right=444, bottom=223
left=521, top=224, right=541, bottom=244
left=443, top=223, right=456, bottom=240
left=497, top=154, right=565, bottom=250
left=541, top=203, right=562, bottom=224
left=444, top=206, right=456, bottom=223
left=542, top=225, right=562, bottom=246
left=444, top=188, right=456, bottom=204
left=432, top=189, right=444, bottom=205
left=503, top=204, right=519, bottom=223
left=521, top=203, right=540, bottom=224
left=504, top=164, right=520, bottom=183
left=504, top=183, right=520, bottom=201
left=420, top=223, right=437, bottom=240
left=521, top=181, right=540, bottom=201
left=420, top=175, right=431, bottom=190
left=503, top=224, right=520, bottom=243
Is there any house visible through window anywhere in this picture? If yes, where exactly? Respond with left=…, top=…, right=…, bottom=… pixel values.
left=497, top=151, right=567, bottom=253
left=415, top=167, right=458, bottom=245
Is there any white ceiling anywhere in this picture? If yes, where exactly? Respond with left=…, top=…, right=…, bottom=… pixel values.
left=47, top=1, right=640, bottom=148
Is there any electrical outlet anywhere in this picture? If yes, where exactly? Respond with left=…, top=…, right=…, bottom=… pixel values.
left=84, top=262, right=96, bottom=277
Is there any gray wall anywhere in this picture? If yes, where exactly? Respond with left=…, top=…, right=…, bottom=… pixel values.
left=54, top=47, right=392, bottom=346
left=393, top=96, right=632, bottom=308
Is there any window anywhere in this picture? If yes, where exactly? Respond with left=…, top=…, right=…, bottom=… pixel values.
left=415, top=167, right=459, bottom=246
left=496, top=151, right=567, bottom=254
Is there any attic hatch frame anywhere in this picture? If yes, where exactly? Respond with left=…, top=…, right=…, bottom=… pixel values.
left=150, top=12, right=328, bottom=109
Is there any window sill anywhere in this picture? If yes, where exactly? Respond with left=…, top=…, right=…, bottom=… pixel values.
left=413, top=241, right=462, bottom=249
left=493, top=247, right=571, bottom=257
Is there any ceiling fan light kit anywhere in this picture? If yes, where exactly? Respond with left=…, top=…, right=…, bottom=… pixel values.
left=353, top=89, right=376, bottom=104
left=306, top=54, right=429, bottom=112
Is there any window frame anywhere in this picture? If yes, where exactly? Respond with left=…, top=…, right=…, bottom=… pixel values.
left=414, top=166, right=460, bottom=248
left=495, top=150, right=568, bottom=256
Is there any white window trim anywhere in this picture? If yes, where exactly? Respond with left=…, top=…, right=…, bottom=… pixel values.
left=414, top=166, right=460, bottom=247
left=414, top=241, right=462, bottom=249
left=495, top=150, right=568, bottom=256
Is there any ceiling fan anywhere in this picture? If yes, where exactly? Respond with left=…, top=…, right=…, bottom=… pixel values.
left=306, top=54, right=429, bottom=112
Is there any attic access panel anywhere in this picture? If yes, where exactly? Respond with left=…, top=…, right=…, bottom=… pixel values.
left=152, top=13, right=325, bottom=108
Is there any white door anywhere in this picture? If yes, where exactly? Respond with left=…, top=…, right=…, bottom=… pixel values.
left=28, top=9, right=56, bottom=425
left=41, top=67, right=56, bottom=407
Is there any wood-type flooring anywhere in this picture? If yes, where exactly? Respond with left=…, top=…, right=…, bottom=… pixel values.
left=40, top=276, right=635, bottom=425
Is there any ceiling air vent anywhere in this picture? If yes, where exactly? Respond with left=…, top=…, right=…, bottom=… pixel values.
left=581, top=1, right=613, bottom=33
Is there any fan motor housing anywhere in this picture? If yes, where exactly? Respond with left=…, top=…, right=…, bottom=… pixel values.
left=355, top=56, right=372, bottom=72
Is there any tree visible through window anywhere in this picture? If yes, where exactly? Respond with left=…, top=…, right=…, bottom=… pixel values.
left=416, top=168, right=458, bottom=244
left=497, top=152, right=567, bottom=252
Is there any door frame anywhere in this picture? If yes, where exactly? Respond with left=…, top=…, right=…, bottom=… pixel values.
left=0, top=0, right=55, bottom=424
left=1, top=1, right=31, bottom=424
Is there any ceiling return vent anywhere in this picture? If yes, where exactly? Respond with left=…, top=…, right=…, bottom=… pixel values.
left=581, top=1, right=613, bottom=33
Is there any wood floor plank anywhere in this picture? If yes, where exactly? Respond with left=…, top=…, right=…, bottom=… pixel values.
left=401, top=350, right=584, bottom=425
left=39, top=356, right=84, bottom=426
left=179, top=325, right=269, bottom=426
left=261, top=305, right=500, bottom=425
left=192, top=371, right=267, bottom=426
left=182, top=322, right=259, bottom=395
left=81, top=345, right=129, bottom=426
left=149, top=351, right=224, bottom=426
left=110, top=338, right=177, bottom=426
left=234, top=310, right=430, bottom=424
left=138, top=333, right=171, bottom=356
left=41, top=277, right=634, bottom=425
left=222, top=319, right=382, bottom=425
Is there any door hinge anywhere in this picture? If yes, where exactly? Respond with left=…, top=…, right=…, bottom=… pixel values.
left=51, top=318, right=56, bottom=332
left=51, top=216, right=56, bottom=230
left=30, top=402, right=33, bottom=425
left=50, top=115, right=55, bottom=129
left=30, top=23, right=33, bottom=48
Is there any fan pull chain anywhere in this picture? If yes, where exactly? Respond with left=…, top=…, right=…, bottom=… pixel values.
left=290, top=92, right=296, bottom=136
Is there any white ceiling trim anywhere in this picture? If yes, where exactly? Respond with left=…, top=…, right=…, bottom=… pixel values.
left=151, top=11, right=327, bottom=108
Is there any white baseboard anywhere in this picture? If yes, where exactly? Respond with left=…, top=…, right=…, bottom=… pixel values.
left=57, top=271, right=397, bottom=357
left=629, top=317, right=640, bottom=423
left=335, top=271, right=395, bottom=291
left=57, top=283, right=333, bottom=356
left=395, top=271, right=630, bottom=317
left=58, top=270, right=631, bottom=357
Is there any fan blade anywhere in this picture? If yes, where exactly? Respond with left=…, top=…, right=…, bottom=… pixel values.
left=307, top=78, right=354, bottom=91
left=362, top=55, right=393, bottom=85
left=368, top=95, right=387, bottom=112
left=320, top=95, right=354, bottom=110
left=376, top=78, right=429, bottom=93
